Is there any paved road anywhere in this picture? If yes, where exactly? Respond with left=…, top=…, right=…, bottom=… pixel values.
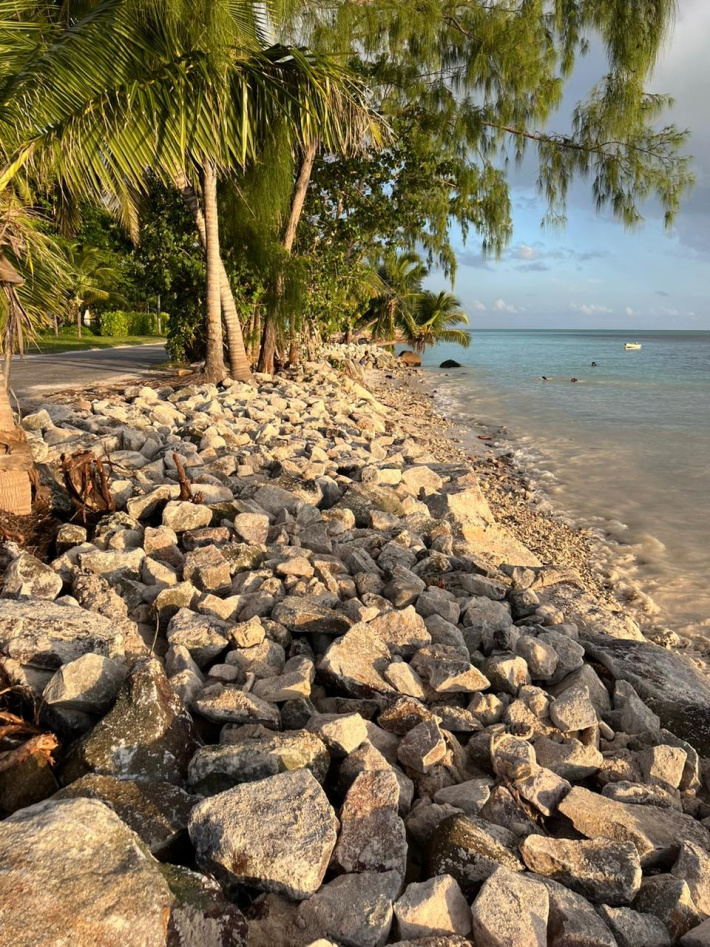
left=9, top=343, right=169, bottom=406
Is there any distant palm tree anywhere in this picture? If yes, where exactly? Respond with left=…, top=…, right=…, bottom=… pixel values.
left=62, top=243, right=123, bottom=337
left=407, top=290, right=471, bottom=352
left=359, top=250, right=427, bottom=343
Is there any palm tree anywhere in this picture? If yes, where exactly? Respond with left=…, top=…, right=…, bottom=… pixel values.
left=407, top=290, right=471, bottom=352
left=0, top=1, right=382, bottom=382
left=62, top=242, right=123, bottom=337
left=357, top=250, right=427, bottom=344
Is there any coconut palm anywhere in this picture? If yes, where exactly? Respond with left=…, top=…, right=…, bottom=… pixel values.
left=0, top=0, right=382, bottom=381
left=61, top=242, right=123, bottom=337
left=357, top=250, right=427, bottom=344
left=407, top=290, right=471, bottom=353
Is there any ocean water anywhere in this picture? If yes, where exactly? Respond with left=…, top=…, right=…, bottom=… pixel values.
left=422, top=330, right=710, bottom=638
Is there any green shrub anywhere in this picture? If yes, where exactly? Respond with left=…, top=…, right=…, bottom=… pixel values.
left=97, top=310, right=168, bottom=337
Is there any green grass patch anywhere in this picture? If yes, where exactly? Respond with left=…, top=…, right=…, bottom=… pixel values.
left=32, top=331, right=165, bottom=354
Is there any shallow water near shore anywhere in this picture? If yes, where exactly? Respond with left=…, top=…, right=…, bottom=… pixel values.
left=422, top=329, right=710, bottom=638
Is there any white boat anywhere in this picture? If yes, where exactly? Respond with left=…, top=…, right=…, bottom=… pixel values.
left=624, top=342, right=642, bottom=350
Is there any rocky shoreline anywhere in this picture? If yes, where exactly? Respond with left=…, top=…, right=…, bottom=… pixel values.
left=2, top=348, right=710, bottom=946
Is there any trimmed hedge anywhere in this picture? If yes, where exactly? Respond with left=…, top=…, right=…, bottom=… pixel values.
left=97, top=310, right=168, bottom=337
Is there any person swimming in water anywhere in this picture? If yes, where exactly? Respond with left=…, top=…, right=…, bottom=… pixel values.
left=541, top=376, right=553, bottom=381
left=570, top=377, right=578, bottom=383
left=591, top=362, right=597, bottom=367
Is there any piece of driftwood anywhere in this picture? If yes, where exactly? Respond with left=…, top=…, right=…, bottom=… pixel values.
left=173, top=452, right=193, bottom=501
left=0, top=732, right=58, bottom=774
left=61, top=449, right=116, bottom=520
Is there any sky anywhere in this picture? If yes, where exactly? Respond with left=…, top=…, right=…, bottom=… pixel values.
left=427, top=0, right=710, bottom=330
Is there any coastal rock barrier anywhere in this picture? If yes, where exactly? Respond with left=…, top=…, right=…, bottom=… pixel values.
left=2, top=355, right=710, bottom=946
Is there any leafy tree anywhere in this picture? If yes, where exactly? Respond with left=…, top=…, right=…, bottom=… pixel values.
left=284, top=0, right=693, bottom=303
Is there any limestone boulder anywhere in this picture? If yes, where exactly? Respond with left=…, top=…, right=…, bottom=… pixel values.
left=188, top=728, right=329, bottom=794
left=62, top=657, right=200, bottom=786
left=318, top=624, right=396, bottom=698
left=3, top=551, right=64, bottom=600
left=367, top=606, right=431, bottom=657
left=520, top=835, right=642, bottom=905
left=43, top=653, right=128, bottom=713
left=633, top=875, right=704, bottom=943
left=538, top=878, right=618, bottom=947
left=470, top=866, right=549, bottom=947
left=393, top=875, right=471, bottom=940
left=306, top=712, right=368, bottom=757
left=596, top=905, right=671, bottom=947
left=428, top=813, right=524, bottom=898
left=331, top=769, right=407, bottom=879
left=298, top=871, right=402, bottom=947
left=0, top=798, right=174, bottom=947
left=53, top=774, right=197, bottom=856
left=271, top=597, right=353, bottom=636
left=582, top=633, right=710, bottom=754
left=672, top=841, right=710, bottom=915
left=193, top=684, right=281, bottom=728
left=163, top=500, right=212, bottom=532
left=166, top=608, right=230, bottom=668
left=0, top=598, right=130, bottom=672
left=189, top=769, right=338, bottom=900
left=398, top=718, right=448, bottom=773
left=558, top=786, right=710, bottom=867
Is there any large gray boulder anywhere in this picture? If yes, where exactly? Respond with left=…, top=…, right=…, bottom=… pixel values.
left=470, top=866, right=548, bottom=947
left=558, top=787, right=710, bottom=867
left=520, top=835, right=642, bottom=905
left=188, top=728, right=329, bottom=794
left=297, top=871, right=402, bottom=947
left=62, top=658, right=200, bottom=786
left=42, top=653, right=128, bottom=713
left=0, top=798, right=174, bottom=947
left=582, top=633, right=710, bottom=754
left=53, top=774, right=197, bottom=857
left=0, top=598, right=131, bottom=673
left=188, top=769, right=338, bottom=899
left=318, top=624, right=396, bottom=698
left=428, top=814, right=524, bottom=898
left=331, top=770, right=407, bottom=879
left=3, top=551, right=63, bottom=600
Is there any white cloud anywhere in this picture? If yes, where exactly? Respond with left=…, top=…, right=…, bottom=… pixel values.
left=570, top=303, right=613, bottom=316
left=625, top=307, right=636, bottom=316
left=494, top=298, right=519, bottom=313
left=515, top=244, right=539, bottom=261
left=471, top=300, right=487, bottom=311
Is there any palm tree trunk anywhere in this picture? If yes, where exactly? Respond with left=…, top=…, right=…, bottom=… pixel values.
left=250, top=305, right=261, bottom=363
left=202, top=162, right=226, bottom=383
left=0, top=290, right=33, bottom=515
left=288, top=317, right=299, bottom=367
left=258, top=306, right=278, bottom=374
left=259, top=139, right=318, bottom=372
left=174, top=171, right=252, bottom=382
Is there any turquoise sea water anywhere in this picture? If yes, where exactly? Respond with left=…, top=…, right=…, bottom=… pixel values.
left=422, top=330, right=710, bottom=637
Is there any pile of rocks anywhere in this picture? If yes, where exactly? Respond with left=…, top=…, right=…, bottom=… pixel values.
left=319, top=342, right=401, bottom=372
left=2, top=362, right=710, bottom=946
